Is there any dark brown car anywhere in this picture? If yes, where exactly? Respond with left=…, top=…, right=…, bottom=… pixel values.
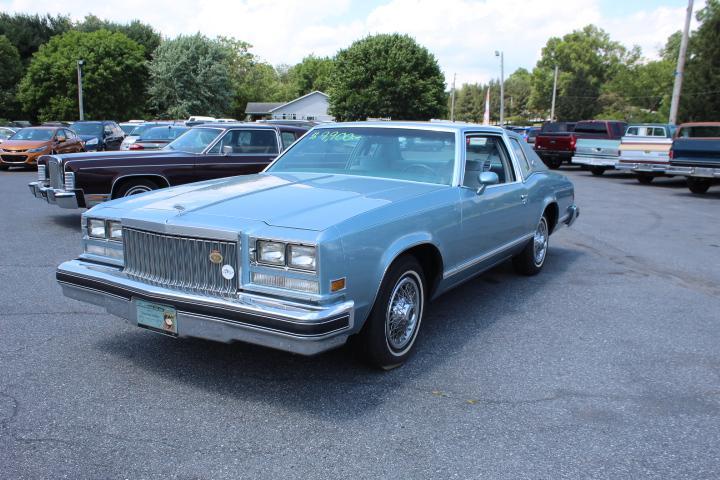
left=0, top=126, right=84, bottom=169
left=29, top=123, right=308, bottom=209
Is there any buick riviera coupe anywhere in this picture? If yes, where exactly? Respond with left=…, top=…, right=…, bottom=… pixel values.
left=28, top=123, right=308, bottom=209
left=56, top=122, right=579, bottom=369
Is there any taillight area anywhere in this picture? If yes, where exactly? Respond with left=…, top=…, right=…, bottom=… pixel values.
left=668, top=149, right=674, bottom=160
left=129, top=144, right=144, bottom=150
left=570, top=135, right=577, bottom=151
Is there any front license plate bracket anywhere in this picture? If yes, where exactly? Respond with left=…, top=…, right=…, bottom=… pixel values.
left=136, top=298, right=178, bottom=336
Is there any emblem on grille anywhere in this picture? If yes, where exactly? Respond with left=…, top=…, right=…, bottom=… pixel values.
left=209, top=250, right=223, bottom=264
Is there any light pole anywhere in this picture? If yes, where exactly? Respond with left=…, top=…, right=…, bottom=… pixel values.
left=495, top=50, right=504, bottom=126
left=669, top=0, right=693, bottom=125
left=77, top=59, right=85, bottom=121
left=550, top=65, right=559, bottom=121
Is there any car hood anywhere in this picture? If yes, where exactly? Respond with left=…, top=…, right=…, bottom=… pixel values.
left=105, top=173, right=445, bottom=232
left=1, top=140, right=49, bottom=150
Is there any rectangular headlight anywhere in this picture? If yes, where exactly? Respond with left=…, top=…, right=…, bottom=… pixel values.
left=107, top=221, right=122, bottom=241
left=38, top=164, right=46, bottom=181
left=87, top=218, right=106, bottom=238
left=64, top=172, right=75, bottom=190
left=257, top=240, right=285, bottom=266
left=288, top=244, right=316, bottom=271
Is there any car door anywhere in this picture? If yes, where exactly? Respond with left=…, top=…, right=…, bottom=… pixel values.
left=454, top=133, right=530, bottom=276
left=195, top=128, right=280, bottom=180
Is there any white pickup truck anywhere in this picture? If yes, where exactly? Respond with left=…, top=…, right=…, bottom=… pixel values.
left=615, top=124, right=676, bottom=184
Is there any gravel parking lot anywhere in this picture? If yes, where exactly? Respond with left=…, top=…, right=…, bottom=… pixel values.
left=1, top=167, right=719, bottom=479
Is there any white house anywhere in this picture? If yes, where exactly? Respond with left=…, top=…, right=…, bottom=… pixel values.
left=245, top=91, right=333, bottom=122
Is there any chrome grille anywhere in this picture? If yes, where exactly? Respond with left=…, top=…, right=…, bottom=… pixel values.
left=122, top=228, right=239, bottom=296
left=48, top=157, right=63, bottom=188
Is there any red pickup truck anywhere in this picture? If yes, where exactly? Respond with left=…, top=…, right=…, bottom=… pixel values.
left=533, top=122, right=576, bottom=169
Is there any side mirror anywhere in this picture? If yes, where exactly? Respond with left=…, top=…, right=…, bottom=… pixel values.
left=221, top=145, right=233, bottom=155
left=476, top=171, right=499, bottom=195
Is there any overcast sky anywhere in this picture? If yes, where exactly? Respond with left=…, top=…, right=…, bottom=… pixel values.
left=0, top=0, right=702, bottom=87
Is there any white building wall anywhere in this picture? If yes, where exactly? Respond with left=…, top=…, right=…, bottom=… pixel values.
left=271, top=93, right=333, bottom=121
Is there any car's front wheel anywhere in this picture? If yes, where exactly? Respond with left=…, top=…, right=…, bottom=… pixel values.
left=114, top=178, right=159, bottom=198
left=357, top=255, right=425, bottom=370
left=513, top=215, right=549, bottom=276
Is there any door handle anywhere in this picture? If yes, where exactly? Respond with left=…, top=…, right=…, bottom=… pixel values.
left=520, top=194, right=528, bottom=204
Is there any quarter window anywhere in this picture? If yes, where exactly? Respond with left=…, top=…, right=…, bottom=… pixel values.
left=463, top=135, right=515, bottom=188
left=509, top=138, right=531, bottom=178
left=280, top=131, right=297, bottom=150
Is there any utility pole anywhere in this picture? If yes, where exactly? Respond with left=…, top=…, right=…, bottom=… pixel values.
left=550, top=65, right=559, bottom=121
left=495, top=51, right=504, bottom=126
left=450, top=73, right=456, bottom=122
left=669, top=0, right=693, bottom=125
left=77, top=60, right=85, bottom=121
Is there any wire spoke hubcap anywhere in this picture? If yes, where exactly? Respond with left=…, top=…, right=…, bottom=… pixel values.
left=533, top=218, right=548, bottom=266
left=385, top=275, right=421, bottom=351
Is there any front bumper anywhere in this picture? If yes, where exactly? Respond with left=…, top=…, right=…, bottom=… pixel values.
left=666, top=166, right=720, bottom=178
left=29, top=181, right=82, bottom=209
left=56, top=259, right=355, bottom=355
left=0, top=151, right=41, bottom=166
left=561, top=204, right=580, bottom=227
left=571, top=155, right=618, bottom=167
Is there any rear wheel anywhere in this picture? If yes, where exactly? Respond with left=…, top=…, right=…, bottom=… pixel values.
left=545, top=157, right=562, bottom=169
left=687, top=177, right=711, bottom=194
left=513, top=215, right=549, bottom=276
left=356, top=255, right=425, bottom=370
left=114, top=178, right=159, bottom=198
left=637, top=174, right=654, bottom=185
left=590, top=166, right=606, bottom=176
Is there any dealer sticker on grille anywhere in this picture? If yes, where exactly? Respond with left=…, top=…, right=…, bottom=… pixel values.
left=136, top=299, right=178, bottom=335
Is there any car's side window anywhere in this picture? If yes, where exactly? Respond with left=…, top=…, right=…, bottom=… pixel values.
left=509, top=138, right=531, bottom=178
left=280, top=131, right=296, bottom=150
left=626, top=127, right=638, bottom=136
left=463, top=135, right=515, bottom=189
left=208, top=129, right=279, bottom=155
left=104, top=124, right=113, bottom=136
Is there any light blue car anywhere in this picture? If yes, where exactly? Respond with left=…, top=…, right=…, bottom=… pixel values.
left=57, top=122, right=579, bottom=369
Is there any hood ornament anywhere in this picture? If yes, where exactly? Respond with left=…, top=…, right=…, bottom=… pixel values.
left=173, top=204, right=185, bottom=212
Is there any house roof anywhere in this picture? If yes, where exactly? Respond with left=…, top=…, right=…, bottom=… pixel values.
left=245, top=102, right=285, bottom=114
left=245, top=91, right=329, bottom=115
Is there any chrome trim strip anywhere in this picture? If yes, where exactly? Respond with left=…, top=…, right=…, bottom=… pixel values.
left=443, top=233, right=533, bottom=279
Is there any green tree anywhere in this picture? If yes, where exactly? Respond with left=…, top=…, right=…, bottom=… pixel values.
left=0, top=35, right=23, bottom=119
left=287, top=55, right=334, bottom=97
left=18, top=30, right=147, bottom=121
left=529, top=25, right=634, bottom=120
left=0, top=13, right=72, bottom=65
left=76, top=15, right=161, bottom=60
left=504, top=68, right=533, bottom=121
left=680, top=0, right=720, bottom=121
left=148, top=34, right=232, bottom=118
left=329, top=34, right=447, bottom=121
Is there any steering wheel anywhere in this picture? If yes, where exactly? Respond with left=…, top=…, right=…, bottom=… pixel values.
left=402, top=163, right=436, bottom=176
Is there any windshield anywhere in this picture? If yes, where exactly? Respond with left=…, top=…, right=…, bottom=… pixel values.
left=141, top=126, right=189, bottom=141
left=574, top=122, right=608, bottom=134
left=10, top=128, right=54, bottom=141
left=267, top=127, right=456, bottom=185
left=72, top=122, right=103, bottom=136
left=541, top=122, right=574, bottom=133
left=163, top=127, right=222, bottom=153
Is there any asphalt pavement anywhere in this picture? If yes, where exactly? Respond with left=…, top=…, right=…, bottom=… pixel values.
left=1, top=167, right=719, bottom=479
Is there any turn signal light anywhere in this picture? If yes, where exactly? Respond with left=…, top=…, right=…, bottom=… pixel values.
left=330, top=278, right=346, bottom=292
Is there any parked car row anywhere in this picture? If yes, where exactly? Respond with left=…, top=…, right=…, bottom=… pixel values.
left=532, top=119, right=719, bottom=195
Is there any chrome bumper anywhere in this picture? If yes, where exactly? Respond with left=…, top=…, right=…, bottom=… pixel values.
left=666, top=166, right=720, bottom=178
left=29, top=181, right=82, bottom=209
left=562, top=204, right=580, bottom=228
left=571, top=155, right=618, bottom=167
left=56, top=259, right=355, bottom=355
left=616, top=162, right=670, bottom=174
